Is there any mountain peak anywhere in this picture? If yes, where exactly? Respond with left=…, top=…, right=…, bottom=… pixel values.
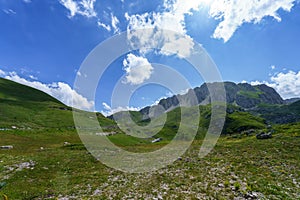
left=137, top=82, right=284, bottom=119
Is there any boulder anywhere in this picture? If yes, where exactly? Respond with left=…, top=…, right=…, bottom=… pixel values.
left=242, top=129, right=256, bottom=136
left=256, top=132, right=272, bottom=139
left=151, top=138, right=162, bottom=143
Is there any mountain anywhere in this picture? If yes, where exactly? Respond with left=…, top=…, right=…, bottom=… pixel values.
left=0, top=78, right=113, bottom=130
left=120, top=82, right=283, bottom=119
left=1, top=77, right=299, bottom=136
left=138, top=82, right=284, bottom=119
left=111, top=81, right=300, bottom=125
left=284, top=97, right=300, bottom=104
left=250, top=100, right=300, bottom=124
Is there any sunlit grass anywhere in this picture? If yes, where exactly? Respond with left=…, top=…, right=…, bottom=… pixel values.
left=0, top=123, right=299, bottom=199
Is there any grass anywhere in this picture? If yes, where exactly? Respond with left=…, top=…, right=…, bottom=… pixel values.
left=223, top=111, right=266, bottom=134
left=237, top=90, right=262, bottom=99
left=0, top=124, right=299, bottom=199
left=0, top=78, right=116, bottom=132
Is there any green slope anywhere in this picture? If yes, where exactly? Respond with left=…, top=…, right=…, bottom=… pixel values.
left=0, top=78, right=60, bottom=103
left=113, top=104, right=267, bottom=142
left=0, top=78, right=113, bottom=130
left=251, top=100, right=300, bottom=124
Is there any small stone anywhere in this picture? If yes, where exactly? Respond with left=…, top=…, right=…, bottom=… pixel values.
left=0, top=145, right=13, bottom=149
left=63, top=142, right=71, bottom=146
left=93, top=189, right=101, bottom=195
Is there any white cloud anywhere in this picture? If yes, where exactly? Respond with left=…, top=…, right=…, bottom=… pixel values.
left=124, top=0, right=200, bottom=58
left=250, top=80, right=266, bottom=86
left=101, top=102, right=140, bottom=116
left=97, top=21, right=111, bottom=31
left=59, top=0, right=296, bottom=44
left=122, top=53, right=153, bottom=85
left=125, top=0, right=296, bottom=46
left=1, top=70, right=94, bottom=111
left=59, top=0, right=97, bottom=18
left=269, top=70, right=300, bottom=99
left=76, top=71, right=82, bottom=77
left=102, top=102, right=111, bottom=110
left=0, top=69, right=6, bottom=76
left=23, top=0, right=32, bottom=3
left=271, top=65, right=276, bottom=70
left=29, top=75, right=38, bottom=80
left=251, top=70, right=300, bottom=99
left=3, top=9, right=16, bottom=15
left=111, top=14, right=120, bottom=34
left=208, top=0, right=296, bottom=42
left=59, top=0, right=78, bottom=17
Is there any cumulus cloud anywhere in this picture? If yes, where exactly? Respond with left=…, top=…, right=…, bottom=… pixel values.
left=101, top=102, right=140, bottom=116
left=251, top=69, right=300, bottom=99
left=124, top=0, right=200, bottom=58
left=0, top=70, right=94, bottom=111
left=208, top=0, right=296, bottom=42
left=269, top=70, right=300, bottom=99
left=125, top=0, right=296, bottom=46
left=122, top=53, right=153, bottom=85
left=59, top=0, right=97, bottom=18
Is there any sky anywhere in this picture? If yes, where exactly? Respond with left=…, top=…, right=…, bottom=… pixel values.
left=0, top=0, right=300, bottom=115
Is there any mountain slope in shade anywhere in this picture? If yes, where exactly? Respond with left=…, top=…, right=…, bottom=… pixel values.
left=251, top=100, right=300, bottom=124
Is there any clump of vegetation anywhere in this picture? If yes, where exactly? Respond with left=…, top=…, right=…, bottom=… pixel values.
left=0, top=182, right=8, bottom=200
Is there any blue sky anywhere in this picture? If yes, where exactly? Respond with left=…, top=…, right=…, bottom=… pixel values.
left=0, top=0, right=300, bottom=114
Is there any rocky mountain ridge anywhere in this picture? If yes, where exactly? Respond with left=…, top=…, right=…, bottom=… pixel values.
left=138, top=82, right=284, bottom=117
left=111, top=82, right=300, bottom=124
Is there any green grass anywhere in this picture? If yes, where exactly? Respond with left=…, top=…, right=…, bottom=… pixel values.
left=0, top=125, right=299, bottom=199
left=237, top=90, right=262, bottom=99
left=0, top=78, right=60, bottom=103
left=223, top=111, right=266, bottom=134
left=0, top=78, right=117, bottom=132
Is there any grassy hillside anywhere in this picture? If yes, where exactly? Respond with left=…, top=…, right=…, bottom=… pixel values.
left=251, top=101, right=300, bottom=124
left=0, top=78, right=61, bottom=103
left=106, top=104, right=267, bottom=151
left=0, top=78, right=114, bottom=130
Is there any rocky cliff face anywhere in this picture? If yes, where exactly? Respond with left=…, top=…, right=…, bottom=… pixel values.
left=140, top=82, right=284, bottom=118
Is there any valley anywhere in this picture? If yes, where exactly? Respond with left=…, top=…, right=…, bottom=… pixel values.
left=0, top=78, right=300, bottom=199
